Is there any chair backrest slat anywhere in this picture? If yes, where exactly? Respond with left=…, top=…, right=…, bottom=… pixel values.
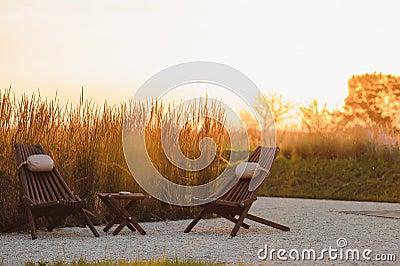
left=232, top=181, right=247, bottom=202
left=28, top=145, right=49, bottom=203
left=24, top=145, right=42, bottom=203
left=34, top=144, right=75, bottom=201
left=242, top=181, right=253, bottom=201
left=42, top=176, right=57, bottom=201
left=249, top=147, right=279, bottom=196
left=227, top=183, right=240, bottom=202
left=223, top=182, right=237, bottom=200
left=16, top=143, right=29, bottom=198
left=221, top=146, right=279, bottom=204
left=26, top=173, right=36, bottom=201
left=36, top=174, right=46, bottom=203
left=46, top=173, right=63, bottom=200
left=38, top=174, right=51, bottom=202
left=244, top=189, right=252, bottom=199
left=51, top=171, right=73, bottom=200
left=15, top=143, right=77, bottom=203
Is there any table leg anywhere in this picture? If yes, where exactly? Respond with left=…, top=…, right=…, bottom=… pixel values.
left=102, top=198, right=137, bottom=232
left=109, top=197, right=146, bottom=235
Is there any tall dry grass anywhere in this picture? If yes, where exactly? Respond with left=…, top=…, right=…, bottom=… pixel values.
left=140, top=97, right=231, bottom=186
left=0, top=88, right=231, bottom=231
left=1, top=87, right=399, bottom=232
left=0, top=88, right=136, bottom=230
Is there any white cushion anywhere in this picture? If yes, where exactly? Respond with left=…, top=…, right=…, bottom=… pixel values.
left=27, top=154, right=54, bottom=172
left=235, top=162, right=261, bottom=179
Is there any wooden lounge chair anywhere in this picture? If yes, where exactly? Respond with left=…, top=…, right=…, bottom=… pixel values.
left=184, top=146, right=289, bottom=236
left=15, top=143, right=99, bottom=239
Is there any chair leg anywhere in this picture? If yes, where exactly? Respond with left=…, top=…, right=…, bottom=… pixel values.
left=184, top=209, right=206, bottom=233
left=25, top=206, right=37, bottom=240
left=230, top=206, right=251, bottom=237
left=220, top=213, right=250, bottom=229
left=80, top=209, right=99, bottom=237
left=246, top=213, right=290, bottom=231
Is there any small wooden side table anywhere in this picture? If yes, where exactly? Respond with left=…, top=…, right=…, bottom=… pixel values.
left=97, top=192, right=148, bottom=235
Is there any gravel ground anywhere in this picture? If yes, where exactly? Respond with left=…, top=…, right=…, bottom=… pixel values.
left=0, top=197, right=399, bottom=265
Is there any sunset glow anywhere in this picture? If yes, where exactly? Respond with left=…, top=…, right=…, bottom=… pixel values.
left=1, top=0, right=399, bottom=109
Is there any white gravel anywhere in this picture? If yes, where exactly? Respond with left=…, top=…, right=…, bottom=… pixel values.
left=1, top=197, right=399, bottom=265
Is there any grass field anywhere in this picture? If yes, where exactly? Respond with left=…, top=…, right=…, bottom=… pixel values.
left=0, top=88, right=399, bottom=232
left=263, top=128, right=400, bottom=202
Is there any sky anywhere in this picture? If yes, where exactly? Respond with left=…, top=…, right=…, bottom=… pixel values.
left=1, top=0, right=400, bottom=110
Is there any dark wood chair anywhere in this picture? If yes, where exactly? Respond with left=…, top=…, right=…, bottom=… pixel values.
left=184, top=146, right=289, bottom=236
left=15, top=143, right=99, bottom=239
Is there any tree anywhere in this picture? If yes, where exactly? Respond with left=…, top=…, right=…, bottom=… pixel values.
left=300, top=99, right=338, bottom=132
left=240, top=92, right=295, bottom=130
left=341, top=73, right=400, bottom=130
